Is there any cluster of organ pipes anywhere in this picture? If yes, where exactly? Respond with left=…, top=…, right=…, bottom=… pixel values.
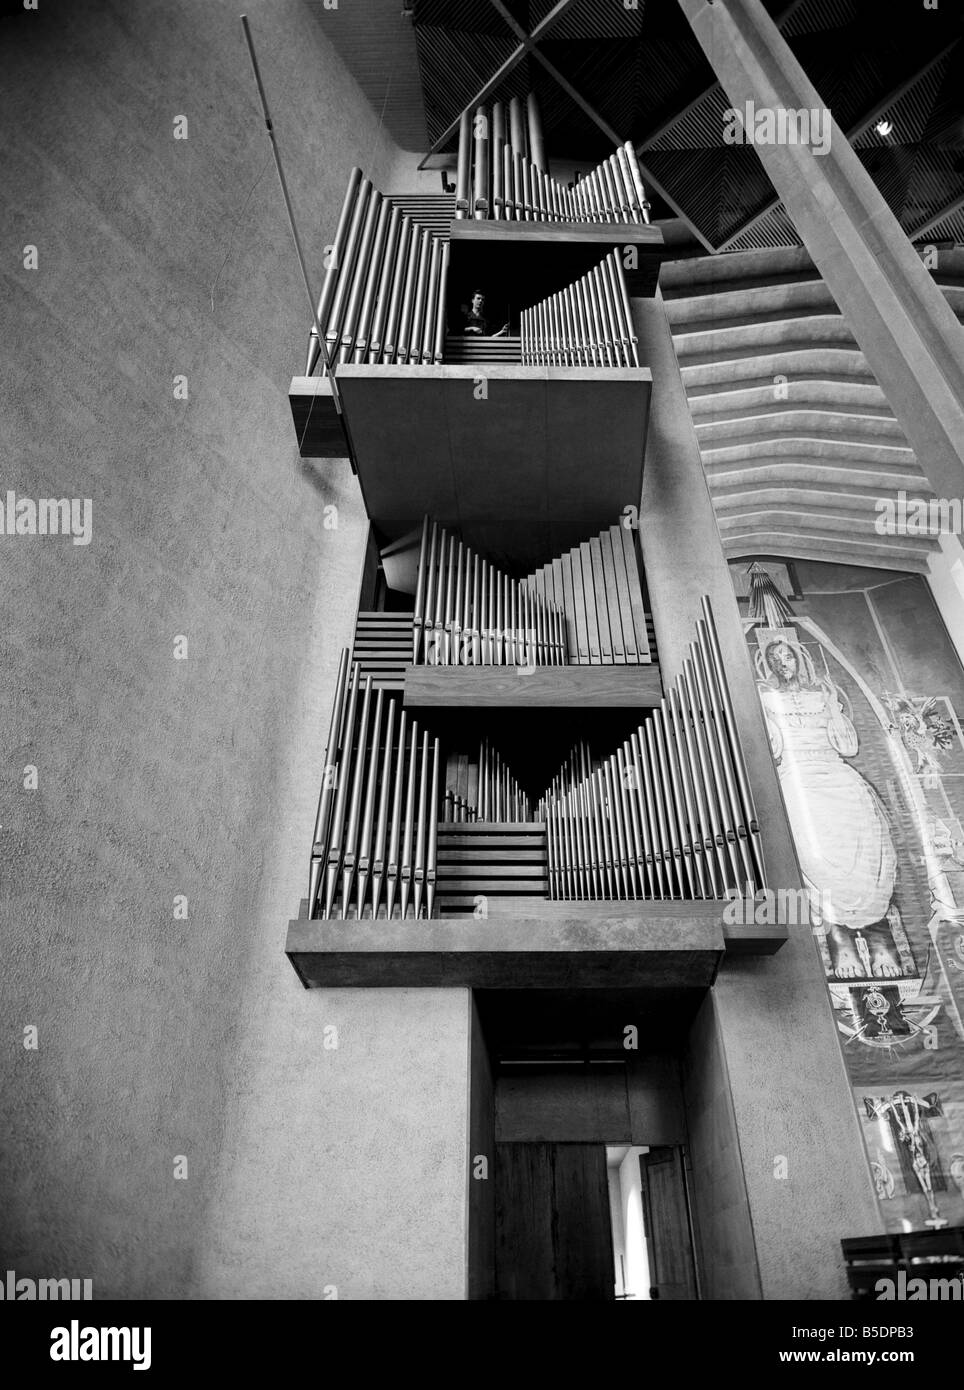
left=441, top=742, right=533, bottom=823
left=521, top=250, right=639, bottom=368
left=474, top=740, right=533, bottom=823
left=454, top=94, right=650, bottom=225
left=524, top=523, right=651, bottom=665
left=305, top=168, right=450, bottom=376
left=307, top=604, right=764, bottom=915
left=308, top=651, right=441, bottom=920
left=541, top=600, right=766, bottom=901
left=412, top=516, right=566, bottom=666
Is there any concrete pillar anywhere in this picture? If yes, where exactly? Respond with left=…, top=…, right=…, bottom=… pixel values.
left=927, top=534, right=964, bottom=674
left=636, top=290, right=880, bottom=1298
left=678, top=0, right=964, bottom=504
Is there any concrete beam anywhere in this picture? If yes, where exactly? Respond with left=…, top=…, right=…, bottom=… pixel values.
left=635, top=285, right=881, bottom=1297
left=286, top=900, right=728, bottom=989
left=678, top=0, right=964, bottom=505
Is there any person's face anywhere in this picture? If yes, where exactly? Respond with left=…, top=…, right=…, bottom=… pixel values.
left=471, top=293, right=484, bottom=314
left=769, top=642, right=798, bottom=682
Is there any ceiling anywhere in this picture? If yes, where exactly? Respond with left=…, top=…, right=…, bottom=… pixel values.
left=662, top=245, right=964, bottom=571
left=308, top=1, right=964, bottom=572
left=311, top=0, right=964, bottom=254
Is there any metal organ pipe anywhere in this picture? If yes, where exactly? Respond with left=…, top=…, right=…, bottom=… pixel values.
left=472, top=104, right=489, bottom=219
left=306, top=166, right=361, bottom=375
left=455, top=108, right=472, bottom=217
left=338, top=188, right=381, bottom=364
left=539, top=600, right=766, bottom=903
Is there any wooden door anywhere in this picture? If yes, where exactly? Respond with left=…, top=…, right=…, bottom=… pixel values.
left=495, top=1142, right=615, bottom=1301
left=639, top=1146, right=698, bottom=1300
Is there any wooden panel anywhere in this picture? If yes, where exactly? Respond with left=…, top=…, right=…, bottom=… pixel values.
left=495, top=1143, right=615, bottom=1301
left=403, top=663, right=664, bottom=708
left=444, top=335, right=522, bottom=364
left=497, top=1071, right=631, bottom=1143
left=639, top=1147, right=698, bottom=1301
left=352, top=610, right=413, bottom=688
left=496, top=1058, right=687, bottom=1146
left=285, top=899, right=725, bottom=989
left=437, top=822, right=548, bottom=913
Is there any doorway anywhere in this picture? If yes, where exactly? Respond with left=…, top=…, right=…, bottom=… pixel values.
left=471, top=988, right=755, bottom=1300
left=493, top=1140, right=698, bottom=1301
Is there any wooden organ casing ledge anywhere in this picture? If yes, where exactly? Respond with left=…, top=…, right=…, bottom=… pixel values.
left=402, top=664, right=664, bottom=709
left=285, top=896, right=786, bottom=990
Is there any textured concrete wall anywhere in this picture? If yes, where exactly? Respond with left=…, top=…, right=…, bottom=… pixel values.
left=467, top=996, right=495, bottom=1300
left=682, top=994, right=761, bottom=1300
left=0, top=0, right=469, bottom=1299
left=635, top=291, right=881, bottom=1298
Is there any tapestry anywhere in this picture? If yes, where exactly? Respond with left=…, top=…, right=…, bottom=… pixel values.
left=733, top=559, right=964, bottom=1231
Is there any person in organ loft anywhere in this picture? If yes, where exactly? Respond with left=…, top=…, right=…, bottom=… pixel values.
left=757, top=636, right=902, bottom=980
left=460, top=290, right=508, bottom=337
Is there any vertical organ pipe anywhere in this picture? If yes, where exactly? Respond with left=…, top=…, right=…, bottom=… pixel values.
left=338, top=188, right=381, bottom=364
left=527, top=91, right=546, bottom=172
left=352, top=195, right=392, bottom=364
left=455, top=108, right=472, bottom=217
left=306, top=166, right=361, bottom=375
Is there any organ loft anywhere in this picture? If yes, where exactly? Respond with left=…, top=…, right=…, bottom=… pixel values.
left=9, top=0, right=964, bottom=1318
left=280, top=10, right=964, bottom=1301
left=282, top=88, right=823, bottom=1301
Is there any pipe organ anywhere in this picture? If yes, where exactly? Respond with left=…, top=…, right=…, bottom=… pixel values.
left=412, top=517, right=566, bottom=667
left=443, top=741, right=534, bottom=824
left=454, top=94, right=650, bottom=225
left=524, top=523, right=652, bottom=664
left=292, top=87, right=782, bottom=968
left=408, top=516, right=651, bottom=668
left=541, top=600, right=765, bottom=902
left=305, top=601, right=762, bottom=919
left=520, top=250, right=639, bottom=367
left=308, top=651, right=443, bottom=921
left=305, top=169, right=450, bottom=376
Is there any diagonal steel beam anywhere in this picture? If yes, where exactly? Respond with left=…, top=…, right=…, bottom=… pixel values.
left=715, top=39, right=960, bottom=252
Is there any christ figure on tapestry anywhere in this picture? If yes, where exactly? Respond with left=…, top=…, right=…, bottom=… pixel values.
left=757, top=634, right=902, bottom=980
